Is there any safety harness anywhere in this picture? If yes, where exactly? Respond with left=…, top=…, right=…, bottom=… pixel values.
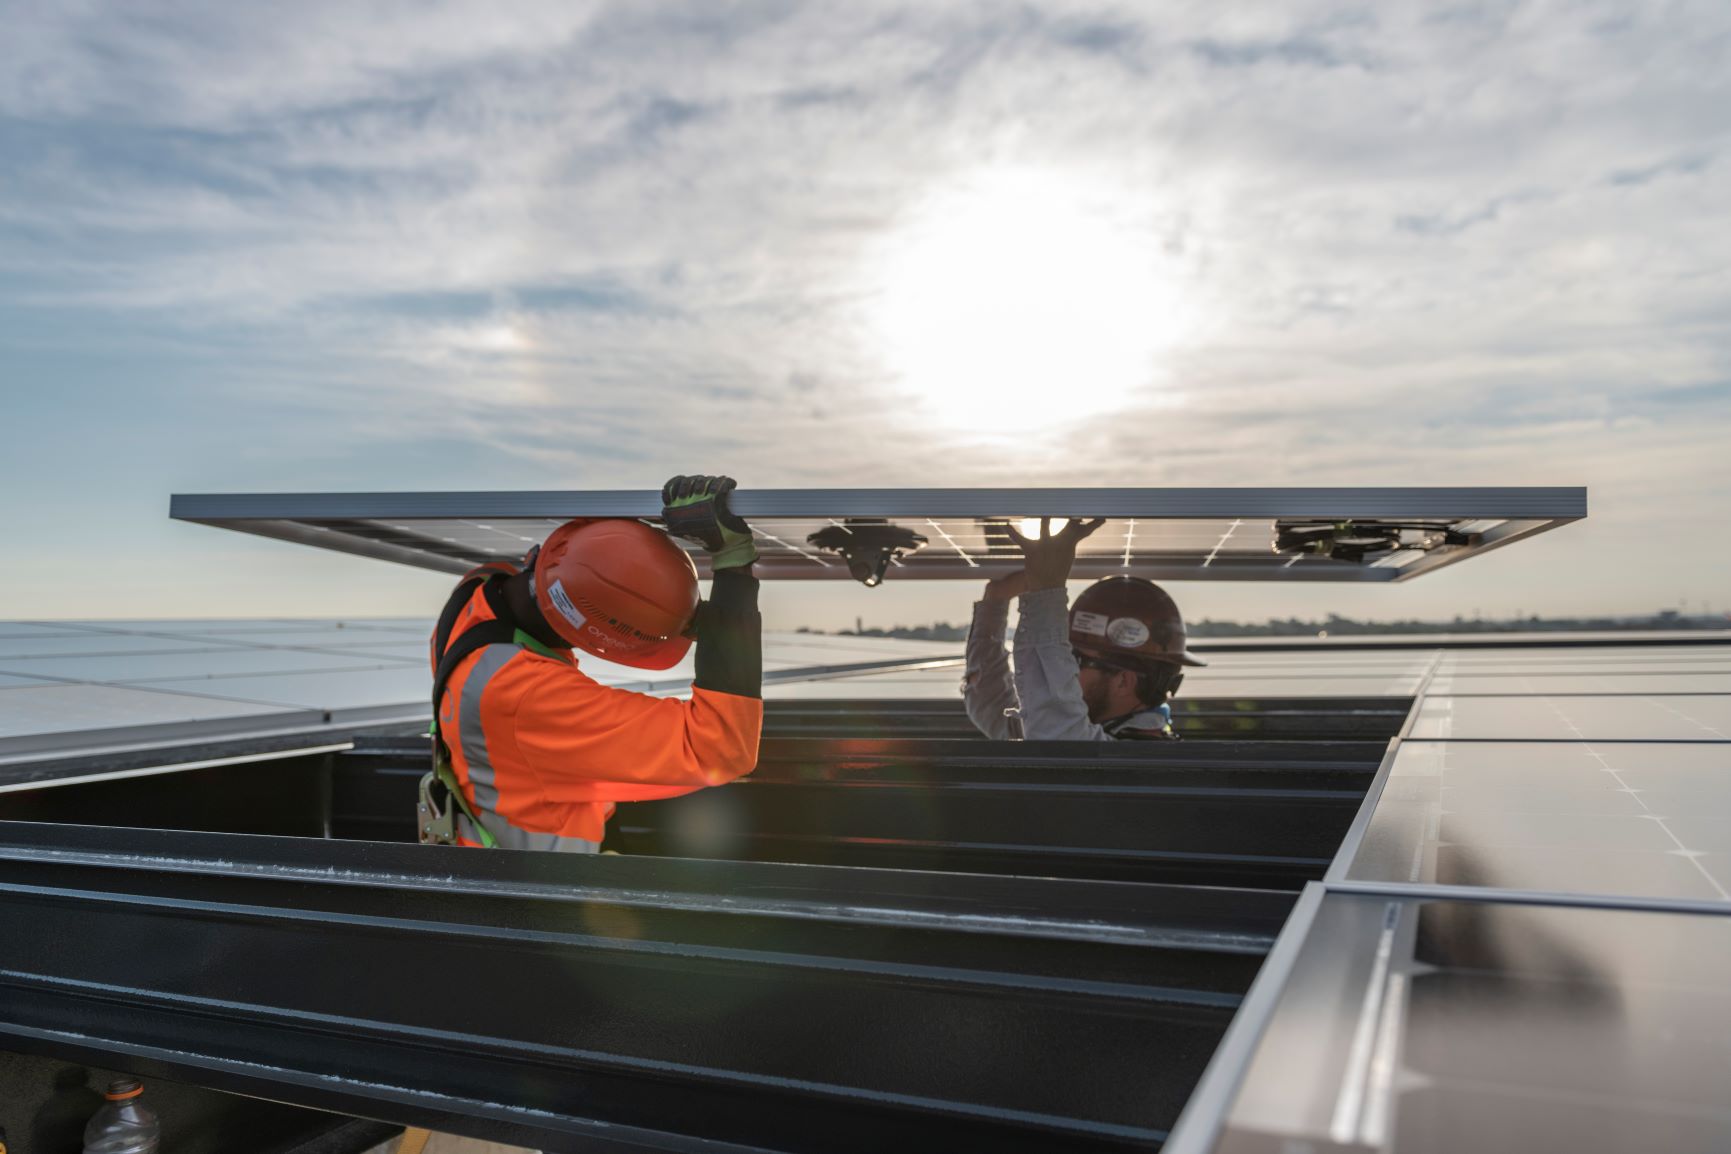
left=418, top=561, right=522, bottom=848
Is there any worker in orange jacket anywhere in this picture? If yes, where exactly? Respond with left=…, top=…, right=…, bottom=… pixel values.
left=418, top=475, right=762, bottom=851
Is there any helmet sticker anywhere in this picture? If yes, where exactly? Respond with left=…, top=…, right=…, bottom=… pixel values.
left=1106, top=617, right=1151, bottom=648
left=547, top=579, right=588, bottom=632
left=1072, top=610, right=1110, bottom=636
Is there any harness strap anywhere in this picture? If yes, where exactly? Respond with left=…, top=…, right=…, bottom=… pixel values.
left=431, top=596, right=517, bottom=715
left=431, top=561, right=518, bottom=665
left=424, top=570, right=520, bottom=848
left=422, top=568, right=602, bottom=852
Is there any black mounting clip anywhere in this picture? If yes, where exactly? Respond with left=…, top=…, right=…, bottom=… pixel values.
left=1273, top=520, right=1473, bottom=564
left=807, top=521, right=928, bottom=586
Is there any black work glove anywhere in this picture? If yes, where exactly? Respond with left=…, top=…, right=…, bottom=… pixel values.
left=661, top=475, right=757, bottom=570
left=690, top=568, right=762, bottom=698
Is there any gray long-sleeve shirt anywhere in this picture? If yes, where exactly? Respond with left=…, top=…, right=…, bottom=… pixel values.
left=964, top=587, right=1172, bottom=741
left=963, top=598, right=1020, bottom=739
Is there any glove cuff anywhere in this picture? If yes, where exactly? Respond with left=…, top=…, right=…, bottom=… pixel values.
left=712, top=537, right=759, bottom=570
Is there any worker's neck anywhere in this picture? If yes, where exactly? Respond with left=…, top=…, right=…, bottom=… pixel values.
left=1104, top=696, right=1156, bottom=725
left=502, top=572, right=569, bottom=650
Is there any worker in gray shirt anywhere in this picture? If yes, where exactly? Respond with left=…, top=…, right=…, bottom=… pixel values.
left=964, top=518, right=1206, bottom=741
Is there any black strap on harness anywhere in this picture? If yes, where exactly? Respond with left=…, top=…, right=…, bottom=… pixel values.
left=431, top=571, right=519, bottom=719
left=420, top=563, right=520, bottom=847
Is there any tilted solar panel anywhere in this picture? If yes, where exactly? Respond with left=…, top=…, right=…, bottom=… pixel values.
left=169, top=486, right=1585, bottom=583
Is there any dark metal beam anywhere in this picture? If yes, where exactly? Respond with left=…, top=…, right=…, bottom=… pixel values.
left=0, top=823, right=1292, bottom=1153
left=619, top=738, right=1375, bottom=890
left=753, top=698, right=1411, bottom=742
left=334, top=735, right=1383, bottom=889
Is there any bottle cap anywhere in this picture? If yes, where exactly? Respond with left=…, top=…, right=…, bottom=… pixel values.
left=103, top=1079, right=144, bottom=1101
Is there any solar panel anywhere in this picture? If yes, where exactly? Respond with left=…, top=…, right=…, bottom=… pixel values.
left=1410, top=694, right=1731, bottom=741
left=1433, top=673, right=1731, bottom=694
left=0, top=683, right=305, bottom=749
left=169, top=487, right=1584, bottom=582
left=1436, top=645, right=1731, bottom=674
left=1343, top=740, right=1731, bottom=902
left=0, top=648, right=417, bottom=682
left=0, top=618, right=969, bottom=768
left=1184, top=674, right=1428, bottom=697
left=0, top=635, right=243, bottom=660
left=0, top=673, right=53, bottom=689
left=1190, top=892, right=1731, bottom=1154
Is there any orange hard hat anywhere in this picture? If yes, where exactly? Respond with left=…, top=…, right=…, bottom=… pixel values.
left=1069, top=576, right=1206, bottom=670
left=532, top=519, right=699, bottom=670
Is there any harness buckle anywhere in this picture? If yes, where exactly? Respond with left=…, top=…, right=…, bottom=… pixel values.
left=417, top=770, right=459, bottom=845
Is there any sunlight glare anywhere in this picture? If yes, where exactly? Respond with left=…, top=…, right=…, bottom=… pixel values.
left=875, top=170, right=1182, bottom=434
left=1017, top=517, right=1069, bottom=538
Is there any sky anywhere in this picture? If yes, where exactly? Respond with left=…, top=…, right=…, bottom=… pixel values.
left=1, top=0, right=1728, bottom=631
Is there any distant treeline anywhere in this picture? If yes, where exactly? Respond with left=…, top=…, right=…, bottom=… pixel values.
left=1186, top=610, right=1729, bottom=637
left=802, top=609, right=1728, bottom=643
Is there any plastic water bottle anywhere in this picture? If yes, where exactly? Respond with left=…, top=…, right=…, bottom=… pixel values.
left=81, top=1078, right=160, bottom=1154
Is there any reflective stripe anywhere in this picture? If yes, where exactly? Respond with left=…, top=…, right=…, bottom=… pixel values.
left=453, top=642, right=601, bottom=854
left=458, top=643, right=517, bottom=818
left=457, top=812, right=600, bottom=854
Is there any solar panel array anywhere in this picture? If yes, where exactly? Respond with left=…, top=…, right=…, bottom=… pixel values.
left=756, top=645, right=1437, bottom=701
left=170, top=488, right=1584, bottom=582
left=0, top=612, right=1450, bottom=773
left=1168, top=637, right=1731, bottom=1154
left=1200, top=892, right=1731, bottom=1154
left=1343, top=645, right=1731, bottom=904
left=0, top=619, right=959, bottom=774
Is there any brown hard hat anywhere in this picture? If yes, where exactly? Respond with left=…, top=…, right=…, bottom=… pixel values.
left=1069, top=576, right=1206, bottom=669
left=533, top=519, right=699, bottom=670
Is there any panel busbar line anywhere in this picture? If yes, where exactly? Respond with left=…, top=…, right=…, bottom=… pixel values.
left=170, top=487, right=1586, bottom=582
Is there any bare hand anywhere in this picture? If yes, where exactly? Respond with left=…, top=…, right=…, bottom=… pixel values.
left=982, top=570, right=1029, bottom=603
left=1007, top=517, right=1106, bottom=591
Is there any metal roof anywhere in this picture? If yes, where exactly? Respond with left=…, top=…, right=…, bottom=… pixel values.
left=169, top=486, right=1586, bottom=582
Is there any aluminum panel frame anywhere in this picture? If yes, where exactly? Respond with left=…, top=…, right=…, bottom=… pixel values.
left=1160, top=883, right=1328, bottom=1154
left=170, top=487, right=1586, bottom=583
left=171, top=487, right=1590, bottom=522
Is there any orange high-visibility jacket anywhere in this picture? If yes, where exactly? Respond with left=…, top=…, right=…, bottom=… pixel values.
left=433, top=584, right=762, bottom=851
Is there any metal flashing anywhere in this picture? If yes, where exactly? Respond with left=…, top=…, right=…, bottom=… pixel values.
left=1324, top=652, right=1443, bottom=884
left=1160, top=882, right=1328, bottom=1154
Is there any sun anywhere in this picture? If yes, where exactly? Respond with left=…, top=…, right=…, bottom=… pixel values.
left=873, top=168, right=1184, bottom=434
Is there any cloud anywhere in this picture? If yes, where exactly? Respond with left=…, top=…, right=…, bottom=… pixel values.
left=2, top=0, right=1730, bottom=618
